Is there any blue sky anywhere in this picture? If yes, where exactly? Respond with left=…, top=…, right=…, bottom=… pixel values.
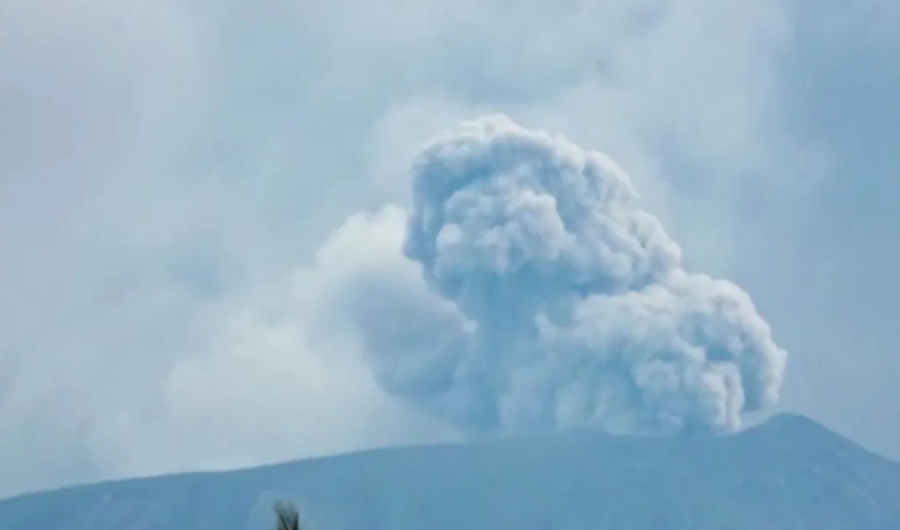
left=0, top=0, right=898, bottom=498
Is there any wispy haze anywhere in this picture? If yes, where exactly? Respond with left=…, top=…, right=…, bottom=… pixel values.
left=0, top=0, right=897, bottom=498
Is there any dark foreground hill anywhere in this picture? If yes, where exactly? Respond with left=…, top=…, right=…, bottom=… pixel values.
left=2, top=414, right=900, bottom=530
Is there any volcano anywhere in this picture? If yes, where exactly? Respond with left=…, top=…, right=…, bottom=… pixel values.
left=1, top=414, right=898, bottom=530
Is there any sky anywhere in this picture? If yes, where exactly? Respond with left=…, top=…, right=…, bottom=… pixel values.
left=0, top=0, right=898, bottom=498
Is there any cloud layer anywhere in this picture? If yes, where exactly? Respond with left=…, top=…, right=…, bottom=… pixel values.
left=343, top=115, right=787, bottom=435
left=0, top=0, right=847, bottom=499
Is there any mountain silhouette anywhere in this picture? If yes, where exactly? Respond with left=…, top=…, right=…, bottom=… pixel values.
left=2, top=413, right=898, bottom=530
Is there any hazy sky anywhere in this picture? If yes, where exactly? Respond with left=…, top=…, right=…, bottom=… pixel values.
left=0, top=0, right=898, bottom=498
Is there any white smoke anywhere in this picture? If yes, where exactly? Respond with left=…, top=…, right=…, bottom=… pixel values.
left=334, top=114, right=786, bottom=436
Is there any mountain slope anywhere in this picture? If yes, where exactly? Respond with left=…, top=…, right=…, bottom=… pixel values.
left=2, top=414, right=899, bottom=530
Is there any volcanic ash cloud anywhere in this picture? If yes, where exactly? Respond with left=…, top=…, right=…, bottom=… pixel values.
left=335, top=114, right=786, bottom=436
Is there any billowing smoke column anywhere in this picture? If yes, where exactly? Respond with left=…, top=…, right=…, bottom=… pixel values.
left=346, top=114, right=786, bottom=436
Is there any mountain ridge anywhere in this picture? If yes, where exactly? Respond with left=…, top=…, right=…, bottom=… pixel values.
left=2, top=413, right=899, bottom=530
